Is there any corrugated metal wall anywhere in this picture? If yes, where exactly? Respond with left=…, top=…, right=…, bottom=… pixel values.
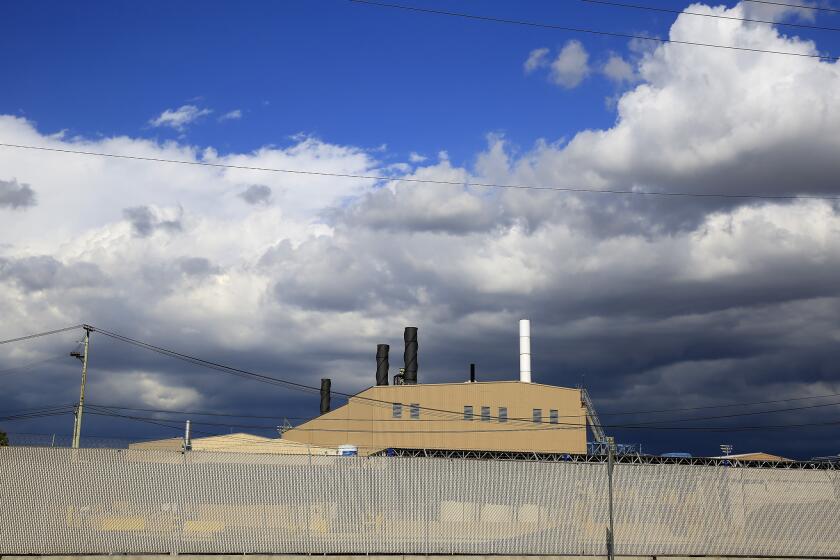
left=1, top=447, right=838, bottom=557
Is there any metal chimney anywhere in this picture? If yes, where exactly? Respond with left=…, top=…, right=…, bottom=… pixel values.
left=470, top=363, right=476, bottom=383
left=403, top=327, right=418, bottom=384
left=519, top=319, right=532, bottom=383
left=376, top=344, right=390, bottom=386
left=320, top=378, right=331, bottom=414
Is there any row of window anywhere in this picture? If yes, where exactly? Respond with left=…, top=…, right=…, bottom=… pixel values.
left=392, top=402, right=420, bottom=419
left=391, top=402, right=561, bottom=424
left=465, top=406, right=560, bottom=423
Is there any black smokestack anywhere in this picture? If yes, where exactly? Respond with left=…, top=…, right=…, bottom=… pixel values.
left=403, top=327, right=418, bottom=384
left=376, top=344, right=390, bottom=386
left=470, top=363, right=476, bottom=383
left=320, top=378, right=331, bottom=415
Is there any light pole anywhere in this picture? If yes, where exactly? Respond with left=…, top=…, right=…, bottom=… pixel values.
left=70, top=325, right=92, bottom=449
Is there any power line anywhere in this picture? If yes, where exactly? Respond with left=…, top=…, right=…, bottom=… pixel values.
left=6, top=323, right=840, bottom=429
left=87, top=325, right=840, bottom=430
left=581, top=0, right=840, bottom=32
left=2, top=142, right=840, bottom=201
left=87, top=397, right=840, bottom=426
left=82, top=406, right=840, bottom=433
left=347, top=0, right=840, bottom=62
left=0, top=325, right=83, bottom=345
left=743, top=0, right=840, bottom=15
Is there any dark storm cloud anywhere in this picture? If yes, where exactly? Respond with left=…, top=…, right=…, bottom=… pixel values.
left=0, top=178, right=36, bottom=209
left=123, top=205, right=183, bottom=237
left=0, top=256, right=106, bottom=292
left=238, top=184, right=272, bottom=205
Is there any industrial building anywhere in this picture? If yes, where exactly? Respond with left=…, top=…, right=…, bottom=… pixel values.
left=282, top=321, right=590, bottom=455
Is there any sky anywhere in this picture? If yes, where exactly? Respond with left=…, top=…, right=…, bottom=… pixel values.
left=2, top=0, right=840, bottom=459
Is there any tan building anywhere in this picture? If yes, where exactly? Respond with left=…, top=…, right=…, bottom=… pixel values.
left=282, top=380, right=588, bottom=455
left=130, top=432, right=339, bottom=455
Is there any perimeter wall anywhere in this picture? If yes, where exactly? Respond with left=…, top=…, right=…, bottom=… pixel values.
left=1, top=447, right=838, bottom=557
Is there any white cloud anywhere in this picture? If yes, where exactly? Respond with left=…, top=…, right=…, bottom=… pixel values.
left=409, top=152, right=427, bottom=163
left=524, top=47, right=549, bottom=74
left=602, top=54, right=637, bottom=84
left=149, top=104, right=212, bottom=131
left=219, top=109, right=243, bottom=122
left=549, top=40, right=590, bottom=89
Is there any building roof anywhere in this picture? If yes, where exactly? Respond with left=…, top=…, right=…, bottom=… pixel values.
left=129, top=432, right=339, bottom=455
left=712, top=452, right=792, bottom=462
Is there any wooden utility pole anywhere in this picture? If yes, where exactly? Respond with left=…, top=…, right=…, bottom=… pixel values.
left=71, top=326, right=92, bottom=449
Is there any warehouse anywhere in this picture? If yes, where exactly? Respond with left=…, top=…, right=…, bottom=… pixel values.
left=282, top=321, right=589, bottom=455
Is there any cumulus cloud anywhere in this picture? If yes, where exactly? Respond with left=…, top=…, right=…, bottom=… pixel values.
left=0, top=178, right=36, bottom=209
left=602, top=54, right=637, bottom=84
left=524, top=47, right=549, bottom=73
left=4, top=4, right=840, bottom=457
left=549, top=40, right=590, bottom=88
left=409, top=152, right=427, bottom=163
left=219, top=109, right=243, bottom=122
left=239, top=184, right=272, bottom=205
left=149, top=104, right=212, bottom=130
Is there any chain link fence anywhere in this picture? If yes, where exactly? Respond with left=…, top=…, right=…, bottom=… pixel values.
left=1, top=446, right=838, bottom=556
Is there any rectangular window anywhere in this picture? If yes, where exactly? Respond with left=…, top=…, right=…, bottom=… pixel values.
left=533, top=408, right=542, bottom=424
left=410, top=403, right=420, bottom=419
left=550, top=409, right=559, bottom=424
left=464, top=405, right=474, bottom=421
left=499, top=407, right=508, bottom=423
left=392, top=403, right=402, bottom=419
left=481, top=406, right=491, bottom=421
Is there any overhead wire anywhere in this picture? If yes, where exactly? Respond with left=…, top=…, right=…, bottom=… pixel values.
left=580, top=0, right=840, bottom=32
left=347, top=0, right=840, bottom=62
left=86, top=325, right=840, bottom=430
left=5, top=324, right=840, bottom=433
left=81, top=406, right=840, bottom=433
left=86, top=397, right=840, bottom=427
left=0, top=325, right=83, bottom=346
left=2, top=142, right=840, bottom=201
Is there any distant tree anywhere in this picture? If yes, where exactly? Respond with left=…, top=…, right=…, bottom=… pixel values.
left=0, top=430, right=8, bottom=446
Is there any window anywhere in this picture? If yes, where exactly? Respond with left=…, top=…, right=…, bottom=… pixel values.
left=392, top=403, right=402, bottom=419
left=464, top=405, right=474, bottom=421
left=532, top=408, right=542, bottom=424
left=550, top=409, right=559, bottom=424
left=498, top=407, right=508, bottom=423
left=410, top=403, right=420, bottom=419
left=481, top=406, right=491, bottom=421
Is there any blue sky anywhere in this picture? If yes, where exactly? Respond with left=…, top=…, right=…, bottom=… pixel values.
left=5, top=1, right=839, bottom=162
left=4, top=1, right=840, bottom=457
left=0, top=0, right=769, bottom=161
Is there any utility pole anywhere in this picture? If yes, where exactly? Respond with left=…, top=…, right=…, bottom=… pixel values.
left=606, top=435, right=616, bottom=560
left=70, top=326, right=92, bottom=449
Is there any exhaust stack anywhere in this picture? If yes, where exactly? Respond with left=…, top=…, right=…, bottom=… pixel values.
left=403, top=327, right=418, bottom=384
left=320, top=378, right=331, bottom=414
left=519, top=319, right=531, bottom=383
left=376, top=344, right=390, bottom=386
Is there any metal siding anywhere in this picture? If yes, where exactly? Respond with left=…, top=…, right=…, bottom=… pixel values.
left=282, top=381, right=587, bottom=454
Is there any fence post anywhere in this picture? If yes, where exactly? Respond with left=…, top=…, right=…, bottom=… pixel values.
left=607, top=436, right=615, bottom=560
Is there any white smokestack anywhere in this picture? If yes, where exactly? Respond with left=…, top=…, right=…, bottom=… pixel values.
left=519, top=319, right=531, bottom=383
